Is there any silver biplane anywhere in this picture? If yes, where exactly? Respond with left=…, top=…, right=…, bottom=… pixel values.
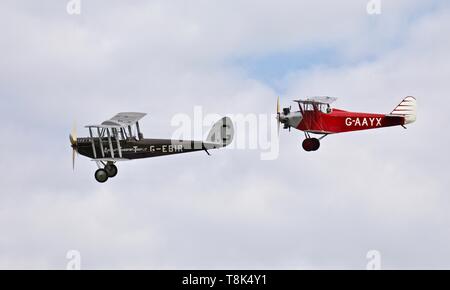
left=69, top=112, right=234, bottom=183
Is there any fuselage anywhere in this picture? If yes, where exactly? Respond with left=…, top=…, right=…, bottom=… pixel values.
left=76, top=138, right=208, bottom=160
left=282, top=108, right=405, bottom=134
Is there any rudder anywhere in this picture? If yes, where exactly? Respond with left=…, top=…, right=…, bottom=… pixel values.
left=391, top=96, right=417, bottom=125
left=205, top=117, right=234, bottom=148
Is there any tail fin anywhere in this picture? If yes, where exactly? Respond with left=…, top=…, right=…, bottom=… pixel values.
left=391, top=96, right=417, bottom=125
left=205, top=117, right=234, bottom=149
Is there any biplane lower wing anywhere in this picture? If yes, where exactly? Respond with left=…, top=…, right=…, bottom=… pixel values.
left=91, top=158, right=131, bottom=162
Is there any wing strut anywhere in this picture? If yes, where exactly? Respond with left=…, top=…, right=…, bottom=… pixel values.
left=97, top=127, right=105, bottom=158
left=113, top=128, right=123, bottom=158
left=106, top=129, right=115, bottom=159
left=89, top=127, right=97, bottom=159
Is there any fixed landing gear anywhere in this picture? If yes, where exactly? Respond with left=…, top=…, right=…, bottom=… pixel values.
left=105, top=163, right=118, bottom=178
left=94, top=162, right=118, bottom=183
left=95, top=169, right=109, bottom=183
left=302, top=133, right=328, bottom=152
left=302, top=138, right=320, bottom=152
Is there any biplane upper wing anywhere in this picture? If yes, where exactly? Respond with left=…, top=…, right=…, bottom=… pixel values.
left=103, top=112, right=147, bottom=127
left=294, top=96, right=337, bottom=105
left=85, top=112, right=147, bottom=128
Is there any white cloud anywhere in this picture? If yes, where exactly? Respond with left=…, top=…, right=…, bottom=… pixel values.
left=0, top=0, right=449, bottom=269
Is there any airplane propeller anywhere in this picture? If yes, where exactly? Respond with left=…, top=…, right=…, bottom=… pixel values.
left=277, top=96, right=281, bottom=136
left=277, top=97, right=293, bottom=133
left=69, top=122, right=78, bottom=170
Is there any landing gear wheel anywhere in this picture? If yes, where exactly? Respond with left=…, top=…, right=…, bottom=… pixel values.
left=311, top=138, right=320, bottom=151
left=95, top=169, right=109, bottom=183
left=302, top=138, right=320, bottom=152
left=105, top=164, right=118, bottom=178
left=302, top=139, right=313, bottom=151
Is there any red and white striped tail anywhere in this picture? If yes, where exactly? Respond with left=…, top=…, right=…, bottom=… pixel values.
left=391, top=96, right=417, bottom=125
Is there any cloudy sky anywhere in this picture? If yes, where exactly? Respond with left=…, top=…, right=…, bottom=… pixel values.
left=1, top=0, right=450, bottom=269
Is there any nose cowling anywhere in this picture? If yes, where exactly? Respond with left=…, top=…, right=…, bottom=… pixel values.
left=279, top=107, right=291, bottom=128
left=276, top=97, right=302, bottom=132
left=280, top=110, right=303, bottom=130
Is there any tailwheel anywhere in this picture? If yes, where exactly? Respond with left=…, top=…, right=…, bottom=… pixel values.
left=95, top=169, right=109, bottom=183
left=105, top=163, right=118, bottom=178
left=302, top=138, right=320, bottom=152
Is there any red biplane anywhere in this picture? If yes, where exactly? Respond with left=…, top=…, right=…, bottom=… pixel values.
left=277, top=96, right=417, bottom=151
